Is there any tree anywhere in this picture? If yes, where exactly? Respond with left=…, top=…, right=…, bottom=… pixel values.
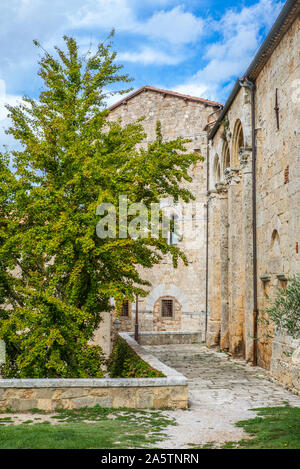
left=0, top=35, right=202, bottom=378
left=264, top=275, right=300, bottom=339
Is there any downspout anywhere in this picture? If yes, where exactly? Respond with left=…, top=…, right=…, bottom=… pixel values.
left=205, top=135, right=210, bottom=342
left=239, top=77, right=258, bottom=366
left=205, top=105, right=222, bottom=343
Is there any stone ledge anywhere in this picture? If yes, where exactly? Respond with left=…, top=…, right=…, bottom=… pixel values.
left=130, top=330, right=201, bottom=335
left=0, top=376, right=187, bottom=388
left=0, top=333, right=188, bottom=410
left=127, top=330, right=202, bottom=346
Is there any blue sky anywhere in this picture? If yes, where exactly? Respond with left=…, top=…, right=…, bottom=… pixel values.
left=0, top=0, right=284, bottom=147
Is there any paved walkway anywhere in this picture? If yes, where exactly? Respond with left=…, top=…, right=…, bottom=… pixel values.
left=145, top=344, right=300, bottom=448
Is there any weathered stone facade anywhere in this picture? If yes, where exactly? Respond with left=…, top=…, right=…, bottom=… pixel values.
left=208, top=3, right=300, bottom=391
left=92, top=1, right=300, bottom=393
left=0, top=333, right=188, bottom=410
left=106, top=87, right=221, bottom=336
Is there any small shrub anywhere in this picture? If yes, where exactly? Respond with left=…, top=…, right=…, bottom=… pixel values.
left=108, top=336, right=164, bottom=378
left=264, top=274, right=300, bottom=339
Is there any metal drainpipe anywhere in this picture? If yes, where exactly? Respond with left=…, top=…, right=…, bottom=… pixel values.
left=205, top=105, right=222, bottom=343
left=239, top=76, right=258, bottom=366
left=208, top=105, right=223, bottom=120
left=205, top=135, right=210, bottom=343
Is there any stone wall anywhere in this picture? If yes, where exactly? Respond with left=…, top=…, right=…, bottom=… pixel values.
left=129, top=330, right=202, bottom=345
left=107, top=89, right=220, bottom=337
left=0, top=384, right=188, bottom=411
left=270, top=329, right=300, bottom=393
left=255, top=16, right=300, bottom=369
left=208, top=14, right=300, bottom=380
left=117, top=309, right=205, bottom=335
left=0, top=333, right=188, bottom=411
left=89, top=311, right=112, bottom=358
left=208, top=88, right=254, bottom=361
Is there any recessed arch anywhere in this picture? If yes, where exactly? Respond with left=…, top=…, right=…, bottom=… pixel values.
left=213, top=154, right=221, bottom=186
left=232, top=119, right=244, bottom=166
left=271, top=229, right=281, bottom=258
left=146, top=284, right=190, bottom=311
left=222, top=140, right=230, bottom=174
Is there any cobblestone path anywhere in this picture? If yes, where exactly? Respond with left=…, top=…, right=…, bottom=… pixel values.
left=145, top=344, right=300, bottom=448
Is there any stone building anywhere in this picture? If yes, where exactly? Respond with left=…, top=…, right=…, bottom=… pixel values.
left=99, top=0, right=300, bottom=391
left=207, top=0, right=300, bottom=388
left=107, top=86, right=222, bottom=335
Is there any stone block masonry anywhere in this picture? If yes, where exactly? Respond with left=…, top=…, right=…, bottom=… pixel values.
left=0, top=333, right=188, bottom=411
left=107, top=86, right=222, bottom=339
left=129, top=331, right=202, bottom=345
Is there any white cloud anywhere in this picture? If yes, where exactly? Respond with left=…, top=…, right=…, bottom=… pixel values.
left=69, top=1, right=204, bottom=45
left=173, top=82, right=211, bottom=99
left=0, top=80, right=23, bottom=150
left=0, top=0, right=285, bottom=132
left=172, top=0, right=283, bottom=102
left=118, top=46, right=182, bottom=65
left=68, top=0, right=134, bottom=31
left=0, top=80, right=22, bottom=122
left=137, top=6, right=204, bottom=45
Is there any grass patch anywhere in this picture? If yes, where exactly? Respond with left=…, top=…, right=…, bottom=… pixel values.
left=0, top=405, right=176, bottom=449
left=186, top=407, right=300, bottom=450
left=222, top=407, right=300, bottom=449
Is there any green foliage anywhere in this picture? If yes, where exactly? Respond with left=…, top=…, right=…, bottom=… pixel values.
left=264, top=274, right=300, bottom=339
left=0, top=291, right=105, bottom=378
left=0, top=34, right=202, bottom=378
left=222, top=407, right=300, bottom=449
left=0, top=405, right=176, bottom=449
left=108, top=336, right=165, bottom=378
left=221, top=115, right=231, bottom=142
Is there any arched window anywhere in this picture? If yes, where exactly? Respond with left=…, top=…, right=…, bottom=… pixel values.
left=222, top=141, right=230, bottom=173
left=232, top=119, right=244, bottom=166
left=271, top=229, right=280, bottom=258
left=213, top=154, right=221, bottom=186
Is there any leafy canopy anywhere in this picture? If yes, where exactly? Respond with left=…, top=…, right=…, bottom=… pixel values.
left=0, top=35, right=202, bottom=377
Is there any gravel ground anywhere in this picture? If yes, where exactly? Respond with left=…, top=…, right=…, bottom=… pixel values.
left=145, top=344, right=300, bottom=449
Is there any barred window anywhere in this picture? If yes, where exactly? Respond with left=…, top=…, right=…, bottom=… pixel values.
left=121, top=301, right=129, bottom=317
left=161, top=299, right=174, bottom=318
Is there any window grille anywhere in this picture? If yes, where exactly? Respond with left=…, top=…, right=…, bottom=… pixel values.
left=121, top=301, right=129, bottom=317
left=161, top=299, right=174, bottom=318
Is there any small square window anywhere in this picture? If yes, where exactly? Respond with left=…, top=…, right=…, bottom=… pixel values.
left=121, top=301, right=129, bottom=317
left=161, top=299, right=174, bottom=318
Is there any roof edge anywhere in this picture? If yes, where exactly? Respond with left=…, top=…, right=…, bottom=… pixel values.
left=108, top=85, right=222, bottom=111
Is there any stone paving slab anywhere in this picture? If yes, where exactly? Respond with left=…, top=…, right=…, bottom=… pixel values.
left=145, top=344, right=300, bottom=448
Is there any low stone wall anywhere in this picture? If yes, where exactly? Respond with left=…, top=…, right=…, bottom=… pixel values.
left=270, top=328, right=300, bottom=393
left=0, top=333, right=188, bottom=411
left=130, top=330, right=202, bottom=345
